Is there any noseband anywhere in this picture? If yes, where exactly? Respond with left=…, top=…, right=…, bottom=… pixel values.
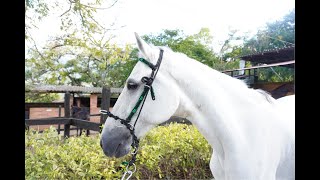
left=100, top=49, right=164, bottom=174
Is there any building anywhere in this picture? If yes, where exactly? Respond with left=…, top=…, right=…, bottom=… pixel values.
left=25, top=85, right=122, bottom=130
left=223, top=46, right=294, bottom=99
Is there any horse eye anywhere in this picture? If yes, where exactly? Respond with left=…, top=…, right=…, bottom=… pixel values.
left=127, top=81, right=138, bottom=90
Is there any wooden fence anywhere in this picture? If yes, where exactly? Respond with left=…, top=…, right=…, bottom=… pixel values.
left=25, top=117, right=102, bottom=137
left=222, top=60, right=295, bottom=85
left=25, top=86, right=190, bottom=138
left=25, top=87, right=111, bottom=137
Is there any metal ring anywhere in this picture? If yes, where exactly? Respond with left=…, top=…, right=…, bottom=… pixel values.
left=126, top=163, right=136, bottom=173
left=128, top=124, right=134, bottom=131
left=131, top=147, right=138, bottom=155
left=121, top=170, right=133, bottom=180
left=141, top=77, right=149, bottom=83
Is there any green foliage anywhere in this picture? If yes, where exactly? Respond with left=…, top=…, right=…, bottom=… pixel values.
left=26, top=127, right=123, bottom=179
left=25, top=84, right=60, bottom=102
left=26, top=0, right=131, bottom=88
left=26, top=32, right=134, bottom=87
left=142, top=28, right=239, bottom=71
left=25, top=0, right=50, bottom=19
left=242, top=10, right=295, bottom=53
left=137, top=123, right=212, bottom=179
left=257, top=66, right=294, bottom=82
left=26, top=1, right=294, bottom=87
left=25, top=93, right=60, bottom=103
left=25, top=123, right=213, bottom=179
left=25, top=0, right=111, bottom=34
left=241, top=10, right=295, bottom=82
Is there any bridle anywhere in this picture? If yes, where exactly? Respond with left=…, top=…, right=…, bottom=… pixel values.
left=100, top=48, right=164, bottom=179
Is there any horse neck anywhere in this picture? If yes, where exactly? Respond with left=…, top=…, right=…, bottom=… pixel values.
left=163, top=52, right=276, bottom=147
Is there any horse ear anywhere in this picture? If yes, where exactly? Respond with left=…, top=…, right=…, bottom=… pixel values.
left=134, top=32, right=153, bottom=59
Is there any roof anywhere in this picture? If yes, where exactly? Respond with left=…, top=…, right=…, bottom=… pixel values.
left=239, top=46, right=294, bottom=65
left=26, top=85, right=123, bottom=94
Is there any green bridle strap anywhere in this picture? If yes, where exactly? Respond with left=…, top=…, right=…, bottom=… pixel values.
left=125, top=56, right=160, bottom=122
left=126, top=86, right=150, bottom=121
left=100, top=49, right=164, bottom=173
left=138, top=58, right=156, bottom=70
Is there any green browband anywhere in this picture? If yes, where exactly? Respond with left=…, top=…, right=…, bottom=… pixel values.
left=138, top=58, right=156, bottom=70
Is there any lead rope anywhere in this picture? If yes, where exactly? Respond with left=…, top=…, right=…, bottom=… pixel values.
left=100, top=109, right=140, bottom=175
left=102, top=84, right=151, bottom=179
left=101, top=86, right=150, bottom=180
left=100, top=109, right=139, bottom=180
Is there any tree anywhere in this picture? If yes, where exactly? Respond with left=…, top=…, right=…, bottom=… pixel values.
left=25, top=0, right=133, bottom=102
left=242, top=10, right=295, bottom=53
left=242, top=10, right=295, bottom=82
left=26, top=32, right=134, bottom=87
left=142, top=28, right=240, bottom=71
left=25, top=84, right=60, bottom=103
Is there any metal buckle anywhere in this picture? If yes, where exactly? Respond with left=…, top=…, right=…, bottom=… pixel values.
left=100, top=110, right=109, bottom=114
left=121, top=163, right=136, bottom=180
left=144, top=84, right=151, bottom=89
left=128, top=123, right=134, bottom=131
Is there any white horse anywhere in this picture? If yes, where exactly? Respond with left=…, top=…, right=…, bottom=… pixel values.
left=100, top=33, right=295, bottom=180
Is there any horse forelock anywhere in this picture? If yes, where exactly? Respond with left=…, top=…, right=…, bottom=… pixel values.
left=137, top=45, right=173, bottom=59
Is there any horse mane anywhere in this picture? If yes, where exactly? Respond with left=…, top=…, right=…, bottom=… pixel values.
left=144, top=45, right=275, bottom=104
left=256, top=89, right=274, bottom=103
left=157, top=46, right=174, bottom=52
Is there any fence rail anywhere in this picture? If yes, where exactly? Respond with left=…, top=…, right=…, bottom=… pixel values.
left=25, top=118, right=71, bottom=125
left=25, top=117, right=102, bottom=137
left=25, top=116, right=191, bottom=138
left=25, top=86, right=191, bottom=138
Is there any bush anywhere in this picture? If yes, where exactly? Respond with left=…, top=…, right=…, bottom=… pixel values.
left=25, top=123, right=213, bottom=179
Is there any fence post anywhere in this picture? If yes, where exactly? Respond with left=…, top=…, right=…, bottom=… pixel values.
left=64, top=92, right=71, bottom=138
left=100, top=86, right=110, bottom=124
left=58, top=105, right=61, bottom=134
left=253, top=69, right=258, bottom=83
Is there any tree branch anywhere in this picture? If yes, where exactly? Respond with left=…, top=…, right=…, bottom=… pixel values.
left=60, top=0, right=72, bottom=17
left=78, top=7, right=86, bottom=27
left=80, top=0, right=119, bottom=10
left=87, top=12, right=105, bottom=30
left=26, top=29, right=46, bottom=60
left=85, top=34, right=100, bottom=47
left=84, top=56, right=98, bottom=85
left=50, top=44, right=65, bottom=50
left=64, top=68, right=81, bottom=86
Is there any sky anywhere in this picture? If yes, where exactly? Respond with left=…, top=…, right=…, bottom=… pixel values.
left=27, top=0, right=295, bottom=53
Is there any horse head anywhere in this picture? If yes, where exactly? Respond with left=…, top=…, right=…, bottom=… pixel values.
left=100, top=33, right=180, bottom=157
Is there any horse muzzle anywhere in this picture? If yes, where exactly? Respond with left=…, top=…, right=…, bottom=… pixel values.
left=100, top=127, right=132, bottom=158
